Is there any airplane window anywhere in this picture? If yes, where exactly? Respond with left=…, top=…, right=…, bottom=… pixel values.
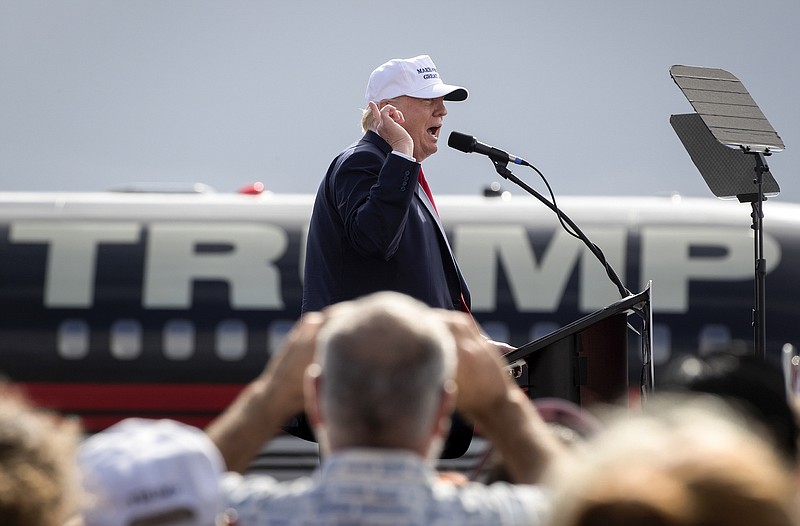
left=164, top=319, right=195, bottom=360
left=216, top=319, right=247, bottom=361
left=699, top=324, right=732, bottom=356
left=652, top=323, right=672, bottom=365
left=267, top=320, right=296, bottom=357
left=530, top=322, right=560, bottom=342
left=480, top=321, right=509, bottom=345
left=57, top=319, right=89, bottom=360
left=110, top=319, right=142, bottom=360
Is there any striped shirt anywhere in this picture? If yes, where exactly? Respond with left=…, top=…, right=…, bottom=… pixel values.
left=222, top=449, right=549, bottom=526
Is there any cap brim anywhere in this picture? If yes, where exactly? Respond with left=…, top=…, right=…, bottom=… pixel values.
left=444, top=87, right=469, bottom=102
left=408, top=83, right=469, bottom=102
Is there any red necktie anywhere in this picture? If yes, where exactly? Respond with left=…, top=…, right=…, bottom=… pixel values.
left=417, top=167, right=439, bottom=216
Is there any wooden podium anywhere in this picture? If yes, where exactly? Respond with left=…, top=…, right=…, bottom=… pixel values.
left=504, top=285, right=652, bottom=407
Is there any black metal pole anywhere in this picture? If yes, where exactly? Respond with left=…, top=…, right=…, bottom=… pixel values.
left=751, top=152, right=769, bottom=360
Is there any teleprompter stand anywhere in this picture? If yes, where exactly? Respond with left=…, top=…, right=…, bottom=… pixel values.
left=488, top=159, right=654, bottom=403
left=670, top=65, right=785, bottom=359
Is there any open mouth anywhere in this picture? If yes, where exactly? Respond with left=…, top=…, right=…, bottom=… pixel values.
left=428, top=126, right=441, bottom=139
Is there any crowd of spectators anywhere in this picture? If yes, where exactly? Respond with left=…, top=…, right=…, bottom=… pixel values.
left=2, top=291, right=799, bottom=525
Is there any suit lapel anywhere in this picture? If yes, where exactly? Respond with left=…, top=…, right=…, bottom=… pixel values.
left=416, top=185, right=445, bottom=235
left=415, top=186, right=470, bottom=303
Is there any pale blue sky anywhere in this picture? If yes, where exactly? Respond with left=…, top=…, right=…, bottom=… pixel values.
left=1, top=0, right=797, bottom=202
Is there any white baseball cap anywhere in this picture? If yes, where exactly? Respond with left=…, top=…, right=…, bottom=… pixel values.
left=77, top=418, right=225, bottom=526
left=365, top=55, right=468, bottom=104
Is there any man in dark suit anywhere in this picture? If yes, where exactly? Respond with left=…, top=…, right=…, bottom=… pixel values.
left=302, top=55, right=470, bottom=314
left=299, top=55, right=476, bottom=457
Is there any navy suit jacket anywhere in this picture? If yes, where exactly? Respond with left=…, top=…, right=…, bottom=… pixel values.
left=302, top=131, right=471, bottom=313
left=297, top=131, right=475, bottom=457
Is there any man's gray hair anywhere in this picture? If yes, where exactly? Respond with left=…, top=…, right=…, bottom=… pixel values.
left=315, top=292, right=456, bottom=448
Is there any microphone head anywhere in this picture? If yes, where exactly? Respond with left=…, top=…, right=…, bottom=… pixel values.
left=447, top=131, right=476, bottom=154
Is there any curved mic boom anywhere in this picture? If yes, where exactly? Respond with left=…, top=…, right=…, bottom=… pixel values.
left=449, top=130, right=630, bottom=300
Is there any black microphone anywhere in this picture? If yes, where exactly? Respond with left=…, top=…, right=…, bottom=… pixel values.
left=448, top=131, right=529, bottom=166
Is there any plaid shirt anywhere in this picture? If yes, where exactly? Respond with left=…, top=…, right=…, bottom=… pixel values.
left=221, top=449, right=549, bottom=526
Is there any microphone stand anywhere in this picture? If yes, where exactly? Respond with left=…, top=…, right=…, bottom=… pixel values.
left=492, top=158, right=654, bottom=397
left=490, top=159, right=631, bottom=300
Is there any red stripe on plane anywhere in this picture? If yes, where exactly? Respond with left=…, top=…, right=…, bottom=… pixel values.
left=19, top=382, right=249, bottom=431
left=20, top=382, right=245, bottom=411
left=76, top=414, right=225, bottom=432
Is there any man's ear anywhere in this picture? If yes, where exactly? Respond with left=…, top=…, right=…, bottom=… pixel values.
left=304, top=363, right=324, bottom=427
left=435, top=379, right=458, bottom=437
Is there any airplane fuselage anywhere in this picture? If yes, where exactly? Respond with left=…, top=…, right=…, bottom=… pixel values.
left=1, top=191, right=796, bottom=428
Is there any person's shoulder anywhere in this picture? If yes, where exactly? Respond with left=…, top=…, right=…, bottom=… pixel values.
left=345, top=132, right=390, bottom=160
left=451, top=480, right=549, bottom=500
left=220, top=473, right=313, bottom=513
left=221, top=472, right=316, bottom=520
left=439, top=481, right=552, bottom=523
left=359, top=130, right=391, bottom=152
left=326, top=134, right=381, bottom=172
left=221, top=471, right=313, bottom=499
left=328, top=133, right=403, bottom=181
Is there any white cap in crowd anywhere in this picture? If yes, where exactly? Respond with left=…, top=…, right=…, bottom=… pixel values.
left=365, top=54, right=468, bottom=104
left=76, top=418, right=225, bottom=526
